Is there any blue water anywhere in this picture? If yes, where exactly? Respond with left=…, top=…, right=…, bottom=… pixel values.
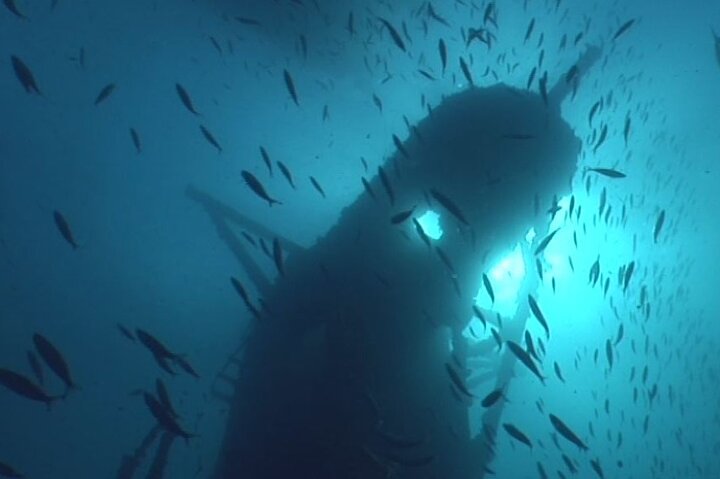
left=1, top=0, right=719, bottom=477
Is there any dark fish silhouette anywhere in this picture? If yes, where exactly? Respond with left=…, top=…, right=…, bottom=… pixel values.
left=259, top=146, right=273, bottom=177
left=143, top=392, right=195, bottom=440
left=199, top=125, right=222, bottom=153
left=445, top=363, right=473, bottom=398
left=481, top=273, right=494, bottom=304
left=0, top=368, right=58, bottom=407
left=429, top=189, right=469, bottom=226
left=155, top=378, right=179, bottom=418
left=553, top=361, right=565, bottom=382
left=548, top=413, right=588, bottom=450
left=438, top=39, right=447, bottom=73
left=481, top=388, right=504, bottom=407
left=534, top=228, right=560, bottom=256
left=10, top=55, right=41, bottom=95
left=586, top=167, right=625, bottom=178
left=613, top=19, right=636, bottom=41
left=129, top=128, right=141, bottom=154
left=377, top=17, right=406, bottom=52
left=361, top=177, right=376, bottom=201
left=175, top=83, right=200, bottom=116
left=173, top=356, right=199, bottom=379
left=528, top=294, right=550, bottom=339
left=33, top=333, right=78, bottom=395
left=230, top=276, right=262, bottom=319
left=3, top=0, right=26, bottom=19
left=590, top=458, right=605, bottom=478
left=653, top=209, right=665, bottom=243
left=277, top=161, right=295, bottom=189
left=26, top=351, right=44, bottom=386
left=377, top=166, right=395, bottom=205
left=459, top=56, right=473, bottom=86
left=136, top=329, right=178, bottom=376
left=713, top=29, right=720, bottom=69
left=309, top=176, right=326, bottom=198
left=390, top=207, right=415, bottom=225
left=283, top=69, right=299, bottom=106
left=502, top=423, right=532, bottom=448
left=506, top=341, right=545, bottom=384
left=272, top=238, right=285, bottom=277
left=117, top=323, right=135, bottom=342
left=94, top=83, right=116, bottom=105
left=241, top=170, right=282, bottom=207
left=53, top=210, right=78, bottom=250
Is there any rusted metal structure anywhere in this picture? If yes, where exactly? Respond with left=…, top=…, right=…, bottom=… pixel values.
left=182, top=47, right=600, bottom=479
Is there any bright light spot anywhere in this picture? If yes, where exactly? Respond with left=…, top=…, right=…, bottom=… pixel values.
left=417, top=210, right=443, bottom=240
left=525, top=227, right=536, bottom=244
left=465, top=243, right=527, bottom=342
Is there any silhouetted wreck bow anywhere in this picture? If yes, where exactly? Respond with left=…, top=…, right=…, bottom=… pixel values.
left=183, top=47, right=601, bottom=479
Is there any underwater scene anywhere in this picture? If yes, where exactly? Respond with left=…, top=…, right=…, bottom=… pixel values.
left=1, top=0, right=719, bottom=477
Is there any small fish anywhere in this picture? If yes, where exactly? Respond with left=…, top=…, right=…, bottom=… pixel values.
left=377, top=17, right=406, bottom=52
left=589, top=458, right=605, bottom=478
left=391, top=207, right=415, bottom=225
left=26, top=351, right=44, bottom=386
left=539, top=71, right=548, bottom=106
left=392, top=134, right=410, bottom=160
left=283, top=69, right=299, bottom=106
left=10, top=55, right=41, bottom=95
left=346, top=11, right=354, bottom=36
left=94, top=83, right=116, bottom=105
left=553, top=361, right=565, bottom=383
left=272, top=237, right=285, bottom=277
left=524, top=18, right=535, bottom=43
left=53, top=210, right=78, bottom=250
left=143, top=392, right=195, bottom=439
left=614, top=324, right=624, bottom=346
left=482, top=274, right=494, bottom=304
left=438, top=39, right=447, bottom=73
left=173, top=356, right=199, bottom=379
left=623, top=261, right=635, bottom=292
left=135, top=329, right=179, bottom=375
left=548, top=413, right=588, bottom=450
left=623, top=114, right=632, bottom=145
left=277, top=161, right=296, bottom=189
left=653, top=210, right=665, bottom=243
left=506, top=341, right=545, bottom=384
left=199, top=125, right=222, bottom=153
left=241, top=170, right=282, bottom=207
left=129, top=128, right=141, bottom=154
left=175, top=83, right=200, bottom=116
left=502, top=423, right=532, bottom=448
left=526, top=67, right=537, bottom=89
left=528, top=294, right=550, bottom=339
left=605, top=339, right=613, bottom=370
left=613, top=19, right=636, bottom=41
left=0, top=367, right=58, bottom=407
left=472, top=305, right=487, bottom=330
left=378, top=166, right=395, bottom=205
left=3, top=0, right=27, bottom=19
left=445, top=363, right=474, bottom=398
left=534, top=228, right=560, bottom=256
left=435, top=246, right=456, bottom=274
left=117, top=323, right=136, bottom=342
left=412, top=218, right=431, bottom=249
left=230, top=277, right=261, bottom=319
left=429, top=189, right=469, bottom=226
left=481, top=388, right=504, bottom=407
left=459, top=56, right=473, bottom=86
left=309, top=176, right=326, bottom=198
left=155, top=378, right=179, bottom=418
left=372, top=93, right=383, bottom=112
left=586, top=167, right=625, bottom=178
left=259, top=147, right=273, bottom=177
left=593, top=125, right=608, bottom=154
left=33, top=333, right=78, bottom=394
left=361, top=176, right=376, bottom=200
